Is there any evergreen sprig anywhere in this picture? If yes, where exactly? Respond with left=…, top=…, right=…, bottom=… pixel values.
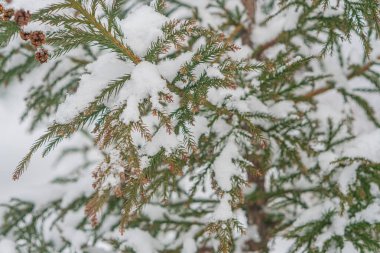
left=1, top=0, right=380, bottom=252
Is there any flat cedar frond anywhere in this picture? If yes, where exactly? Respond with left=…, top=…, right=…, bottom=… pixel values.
left=339, top=88, right=380, bottom=127
left=0, top=21, right=20, bottom=46
left=13, top=125, right=63, bottom=180
left=96, top=74, right=131, bottom=102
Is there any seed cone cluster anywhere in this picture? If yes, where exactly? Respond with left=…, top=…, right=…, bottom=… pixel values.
left=29, top=31, right=46, bottom=47
left=35, top=48, right=49, bottom=63
left=0, top=3, right=48, bottom=63
left=2, top=8, right=14, bottom=20
left=14, top=9, right=31, bottom=26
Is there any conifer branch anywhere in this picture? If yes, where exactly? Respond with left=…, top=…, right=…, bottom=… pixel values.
left=70, top=0, right=141, bottom=64
left=3, top=0, right=380, bottom=252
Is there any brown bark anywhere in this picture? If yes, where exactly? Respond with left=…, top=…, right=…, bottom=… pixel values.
left=244, top=161, right=271, bottom=252
left=238, top=4, right=272, bottom=248
left=198, top=247, right=214, bottom=253
left=241, top=0, right=257, bottom=47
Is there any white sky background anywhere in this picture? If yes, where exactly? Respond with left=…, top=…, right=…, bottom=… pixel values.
left=0, top=83, right=63, bottom=204
left=0, top=80, right=100, bottom=204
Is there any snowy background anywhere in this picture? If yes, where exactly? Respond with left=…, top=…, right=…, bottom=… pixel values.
left=1, top=0, right=380, bottom=252
left=0, top=6, right=291, bottom=253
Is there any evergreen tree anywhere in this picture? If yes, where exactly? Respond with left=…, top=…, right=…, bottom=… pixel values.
left=0, top=0, right=380, bottom=252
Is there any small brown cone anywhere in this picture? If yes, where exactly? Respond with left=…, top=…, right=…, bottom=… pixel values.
left=14, top=9, right=31, bottom=26
left=29, top=31, right=46, bottom=47
left=3, top=8, right=14, bottom=20
left=35, top=48, right=49, bottom=64
left=19, top=31, right=30, bottom=41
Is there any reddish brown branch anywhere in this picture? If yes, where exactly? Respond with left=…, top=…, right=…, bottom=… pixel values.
left=252, top=32, right=286, bottom=60
left=241, top=0, right=257, bottom=47
left=347, top=61, right=375, bottom=80
left=298, top=58, right=379, bottom=101
left=300, top=85, right=333, bottom=100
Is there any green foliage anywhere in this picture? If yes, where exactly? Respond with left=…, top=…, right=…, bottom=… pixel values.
left=0, top=20, right=20, bottom=47
left=1, top=0, right=380, bottom=252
